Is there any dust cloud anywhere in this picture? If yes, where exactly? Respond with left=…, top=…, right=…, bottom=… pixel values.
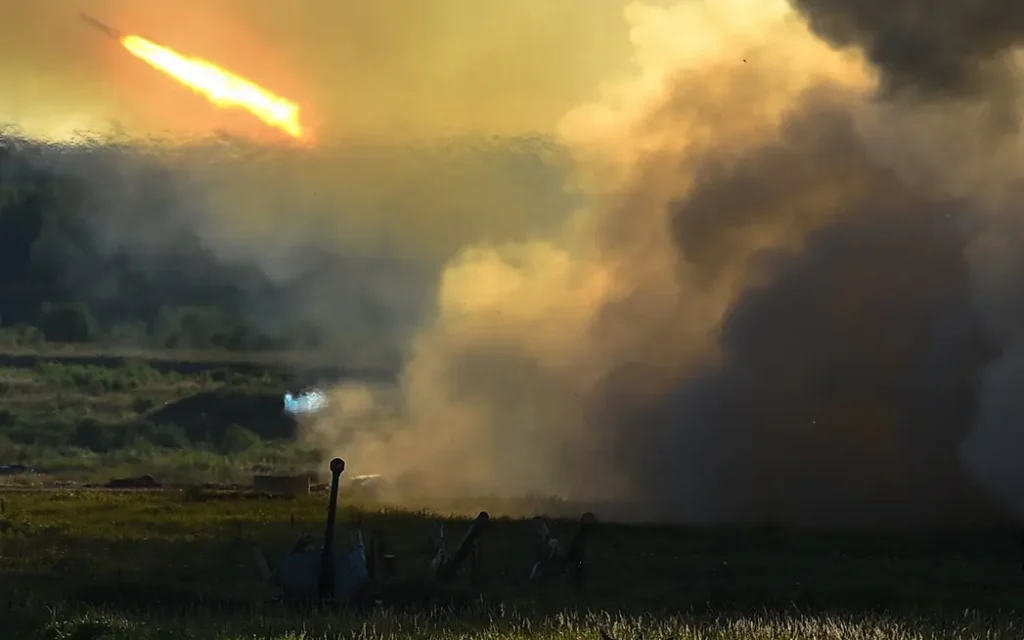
left=306, top=0, right=1024, bottom=527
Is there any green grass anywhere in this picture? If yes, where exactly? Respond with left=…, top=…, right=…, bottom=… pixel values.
left=0, top=343, right=324, bottom=364
left=0, top=360, right=325, bottom=483
left=0, top=337, right=398, bottom=373
left=2, top=490, right=1024, bottom=639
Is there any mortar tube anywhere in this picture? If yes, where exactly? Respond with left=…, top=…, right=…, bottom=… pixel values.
left=318, top=457, right=345, bottom=599
left=436, top=511, right=489, bottom=581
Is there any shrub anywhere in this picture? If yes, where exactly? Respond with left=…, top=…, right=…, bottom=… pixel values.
left=220, top=424, right=263, bottom=455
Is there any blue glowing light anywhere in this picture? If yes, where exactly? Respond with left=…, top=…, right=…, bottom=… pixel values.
left=284, top=389, right=328, bottom=415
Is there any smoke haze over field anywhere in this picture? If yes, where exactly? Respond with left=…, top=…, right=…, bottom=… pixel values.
left=11, top=0, right=1024, bottom=525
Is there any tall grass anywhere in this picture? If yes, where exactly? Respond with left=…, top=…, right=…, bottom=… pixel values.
left=3, top=491, right=1024, bottom=639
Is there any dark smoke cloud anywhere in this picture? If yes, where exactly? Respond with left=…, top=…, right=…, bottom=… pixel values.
left=788, top=0, right=1024, bottom=98
left=595, top=101, right=990, bottom=526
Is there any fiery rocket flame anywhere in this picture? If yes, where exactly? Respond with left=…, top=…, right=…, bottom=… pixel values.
left=120, top=35, right=304, bottom=139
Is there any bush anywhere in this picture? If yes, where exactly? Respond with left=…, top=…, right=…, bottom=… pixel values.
left=145, top=423, right=191, bottom=449
left=33, top=362, right=164, bottom=393
left=0, top=323, right=45, bottom=349
left=103, top=321, right=148, bottom=348
left=70, top=419, right=107, bottom=452
left=220, top=424, right=262, bottom=454
left=69, top=418, right=130, bottom=453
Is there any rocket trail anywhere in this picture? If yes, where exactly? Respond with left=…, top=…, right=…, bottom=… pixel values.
left=78, top=13, right=121, bottom=40
left=74, top=12, right=307, bottom=139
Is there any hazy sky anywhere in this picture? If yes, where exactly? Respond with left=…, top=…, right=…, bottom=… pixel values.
left=0, top=0, right=643, bottom=141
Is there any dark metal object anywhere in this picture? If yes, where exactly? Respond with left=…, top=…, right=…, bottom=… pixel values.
left=78, top=13, right=121, bottom=40
left=435, top=511, right=489, bottom=582
left=561, top=511, right=595, bottom=587
left=317, top=457, right=345, bottom=599
left=252, top=457, right=368, bottom=603
left=1018, top=529, right=1024, bottom=572
left=367, top=529, right=398, bottom=584
left=529, top=512, right=596, bottom=589
left=367, top=529, right=380, bottom=580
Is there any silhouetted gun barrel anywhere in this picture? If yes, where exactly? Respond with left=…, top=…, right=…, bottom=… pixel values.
left=317, top=457, right=345, bottom=599
left=559, top=512, right=595, bottom=570
left=561, top=512, right=595, bottom=588
left=436, top=511, right=489, bottom=581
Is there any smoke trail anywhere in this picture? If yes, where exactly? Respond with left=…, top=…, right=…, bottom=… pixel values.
left=307, top=0, right=1024, bottom=526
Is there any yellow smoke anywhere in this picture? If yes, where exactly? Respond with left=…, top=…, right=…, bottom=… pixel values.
left=308, top=0, right=882, bottom=501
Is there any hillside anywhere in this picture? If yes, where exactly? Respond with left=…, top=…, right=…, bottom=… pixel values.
left=0, top=359, right=327, bottom=484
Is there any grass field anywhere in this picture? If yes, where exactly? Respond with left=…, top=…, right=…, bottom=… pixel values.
left=0, top=346, right=395, bottom=379
left=0, top=359, right=328, bottom=484
left=2, top=357, right=1024, bottom=639
left=2, top=489, right=1024, bottom=639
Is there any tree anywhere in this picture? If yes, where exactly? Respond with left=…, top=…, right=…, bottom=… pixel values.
left=104, top=321, right=148, bottom=348
left=36, top=302, right=97, bottom=343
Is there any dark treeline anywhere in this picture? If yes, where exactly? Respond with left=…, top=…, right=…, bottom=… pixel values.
left=0, top=129, right=575, bottom=367
left=0, top=133, right=438, bottom=356
left=0, top=152, right=307, bottom=350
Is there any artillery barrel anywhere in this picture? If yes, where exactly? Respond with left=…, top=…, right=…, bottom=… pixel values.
left=317, top=457, right=345, bottom=599
left=559, top=512, right=596, bottom=570
left=437, top=511, right=489, bottom=581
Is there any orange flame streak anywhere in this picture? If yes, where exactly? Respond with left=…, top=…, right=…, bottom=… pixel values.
left=121, top=35, right=303, bottom=139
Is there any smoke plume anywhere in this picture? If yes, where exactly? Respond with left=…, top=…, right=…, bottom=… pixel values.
left=790, top=0, right=1024, bottom=100
left=305, top=0, right=1024, bottom=526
